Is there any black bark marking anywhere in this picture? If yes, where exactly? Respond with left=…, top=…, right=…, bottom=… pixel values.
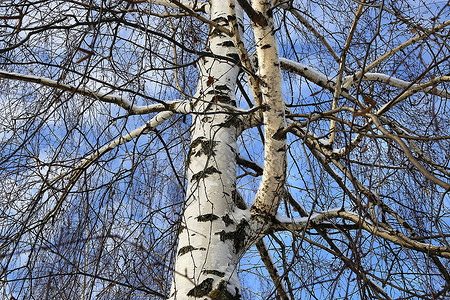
left=227, top=14, right=236, bottom=22
left=192, top=166, right=222, bottom=181
left=187, top=278, right=214, bottom=297
left=213, top=95, right=233, bottom=105
left=221, top=115, right=239, bottom=128
left=209, top=280, right=241, bottom=300
left=177, top=226, right=185, bottom=236
left=273, top=128, right=286, bottom=140
left=190, top=138, right=218, bottom=158
left=212, top=17, right=228, bottom=25
left=215, top=219, right=248, bottom=252
left=197, top=214, right=219, bottom=222
left=222, top=214, right=234, bottom=226
left=203, top=270, right=226, bottom=277
left=197, top=4, right=208, bottom=13
left=178, top=245, right=206, bottom=256
left=226, top=53, right=240, bottom=62
left=202, top=116, right=213, bottom=123
left=261, top=44, right=272, bottom=49
left=260, top=80, right=268, bottom=88
left=232, top=190, right=247, bottom=209
left=215, top=85, right=231, bottom=91
left=206, top=90, right=216, bottom=95
left=210, top=28, right=226, bottom=38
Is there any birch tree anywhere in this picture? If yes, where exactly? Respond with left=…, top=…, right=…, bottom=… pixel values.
left=1, top=0, right=450, bottom=299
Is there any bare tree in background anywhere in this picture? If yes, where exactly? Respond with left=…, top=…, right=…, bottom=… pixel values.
left=1, top=0, right=450, bottom=299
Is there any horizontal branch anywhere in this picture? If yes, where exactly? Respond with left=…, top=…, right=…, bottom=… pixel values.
left=279, top=58, right=450, bottom=160
left=72, top=0, right=209, bottom=12
left=279, top=58, right=365, bottom=110
left=276, top=106, right=357, bottom=139
left=274, top=208, right=346, bottom=230
left=0, top=70, right=191, bottom=115
left=274, top=208, right=450, bottom=259
left=280, top=58, right=450, bottom=101
left=376, top=75, right=450, bottom=115
left=348, top=73, right=450, bottom=99
left=279, top=58, right=336, bottom=90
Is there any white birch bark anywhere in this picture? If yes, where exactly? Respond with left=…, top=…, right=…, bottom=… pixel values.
left=169, top=1, right=248, bottom=298
left=250, top=0, right=287, bottom=219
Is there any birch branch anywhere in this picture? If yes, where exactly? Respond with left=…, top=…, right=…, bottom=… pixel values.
left=0, top=70, right=192, bottom=115
left=329, top=0, right=365, bottom=145
left=235, top=0, right=267, bottom=26
left=72, top=0, right=210, bottom=12
left=255, top=239, right=289, bottom=300
left=279, top=58, right=364, bottom=108
left=287, top=124, right=414, bottom=235
left=280, top=58, right=450, bottom=106
left=229, top=0, right=263, bottom=107
left=274, top=208, right=450, bottom=259
left=345, top=19, right=450, bottom=89
left=346, top=73, right=450, bottom=99
left=279, top=58, right=450, bottom=157
left=280, top=4, right=340, bottom=64
left=370, top=114, right=450, bottom=190
left=376, top=76, right=450, bottom=115
left=40, top=111, right=175, bottom=224
left=167, top=0, right=232, bottom=35
left=238, top=153, right=398, bottom=298
left=296, top=126, right=450, bottom=281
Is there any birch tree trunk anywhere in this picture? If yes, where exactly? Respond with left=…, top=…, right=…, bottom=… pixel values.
left=170, top=0, right=286, bottom=297
left=169, top=1, right=246, bottom=298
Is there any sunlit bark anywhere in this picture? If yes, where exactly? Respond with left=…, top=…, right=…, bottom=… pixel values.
left=169, top=0, right=246, bottom=298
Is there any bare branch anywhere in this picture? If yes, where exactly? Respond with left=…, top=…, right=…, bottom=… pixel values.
left=41, top=111, right=175, bottom=224
left=0, top=70, right=191, bottom=115
left=275, top=209, right=450, bottom=258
